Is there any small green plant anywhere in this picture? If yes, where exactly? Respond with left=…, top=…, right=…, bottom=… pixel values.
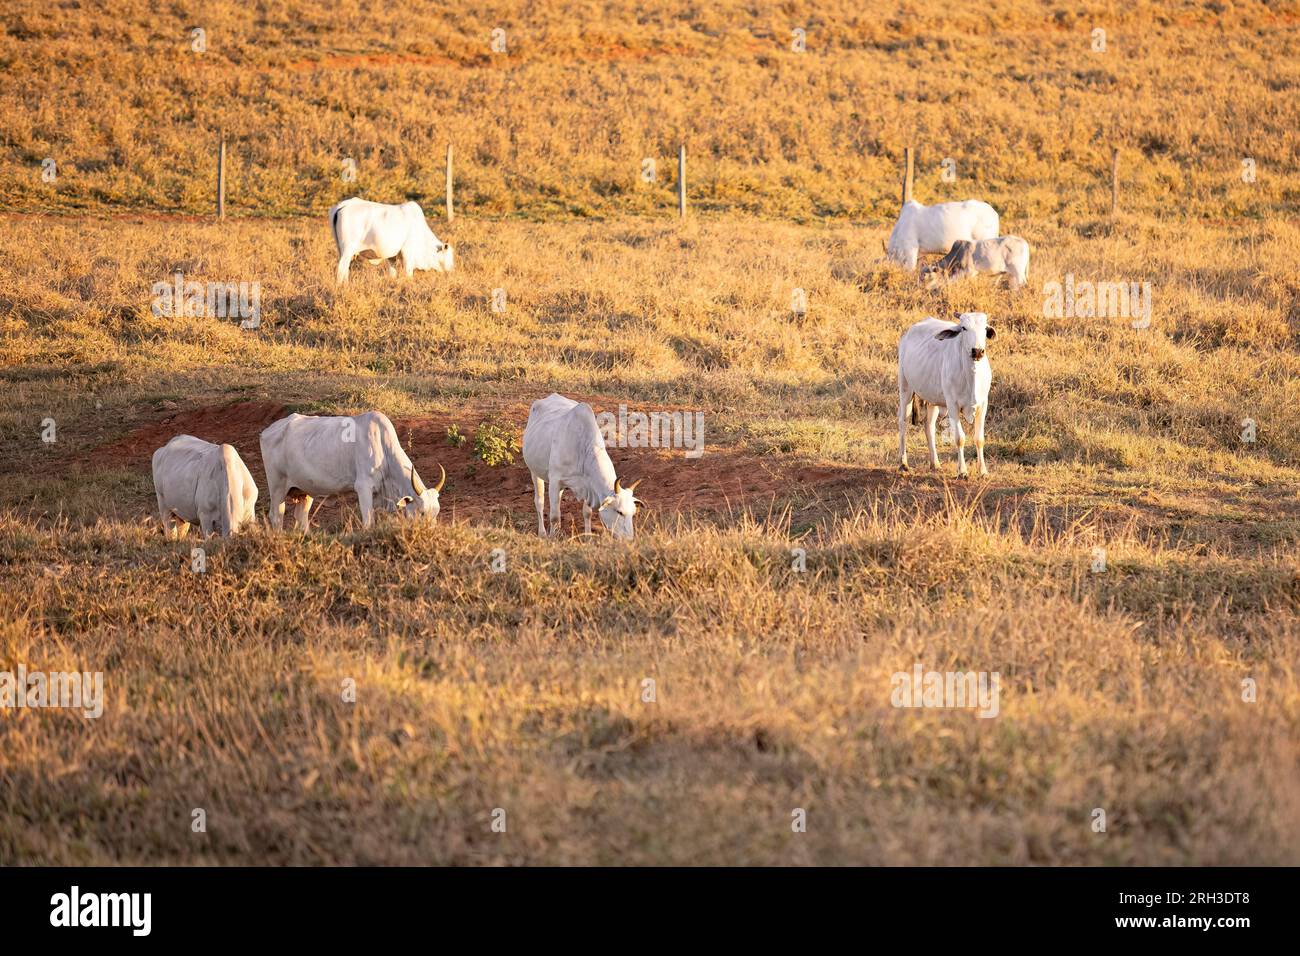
left=446, top=424, right=466, bottom=447
left=473, top=419, right=520, bottom=467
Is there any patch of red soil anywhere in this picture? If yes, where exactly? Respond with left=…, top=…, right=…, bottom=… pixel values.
left=74, top=397, right=907, bottom=533
left=87, top=400, right=289, bottom=477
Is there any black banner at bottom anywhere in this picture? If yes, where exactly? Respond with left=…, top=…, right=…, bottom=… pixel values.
left=1, top=866, right=1286, bottom=943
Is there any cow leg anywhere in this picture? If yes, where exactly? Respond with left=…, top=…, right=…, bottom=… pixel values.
left=335, top=248, right=357, bottom=286
left=294, top=495, right=313, bottom=532
left=267, top=474, right=288, bottom=530
left=402, top=254, right=415, bottom=278
left=532, top=475, right=547, bottom=537
left=355, top=481, right=375, bottom=528
left=199, top=512, right=214, bottom=537
left=385, top=257, right=399, bottom=279
left=949, top=404, right=968, bottom=477
left=164, top=508, right=189, bottom=539
left=897, top=383, right=912, bottom=472
left=583, top=501, right=593, bottom=535
left=926, top=403, right=943, bottom=469
left=548, top=481, right=563, bottom=538
left=974, top=404, right=989, bottom=477
left=904, top=246, right=918, bottom=271
left=157, top=493, right=173, bottom=537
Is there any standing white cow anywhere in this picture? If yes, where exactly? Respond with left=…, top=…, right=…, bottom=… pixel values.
left=329, top=198, right=454, bottom=285
left=920, top=236, right=1031, bottom=291
left=151, top=435, right=258, bottom=538
left=523, top=393, right=641, bottom=540
left=897, top=313, right=995, bottom=477
left=885, top=199, right=1000, bottom=271
left=259, top=411, right=444, bottom=531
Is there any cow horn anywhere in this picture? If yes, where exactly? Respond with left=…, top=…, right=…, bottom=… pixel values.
left=614, top=477, right=622, bottom=494
left=410, top=464, right=426, bottom=496
left=434, top=463, right=446, bottom=493
left=625, top=477, right=642, bottom=492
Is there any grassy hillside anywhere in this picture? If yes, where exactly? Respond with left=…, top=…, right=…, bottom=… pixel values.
left=2, top=0, right=1298, bottom=219
left=0, top=1, right=1298, bottom=865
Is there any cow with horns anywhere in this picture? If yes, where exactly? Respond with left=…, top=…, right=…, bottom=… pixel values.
left=259, top=411, right=445, bottom=531
left=523, top=393, right=643, bottom=540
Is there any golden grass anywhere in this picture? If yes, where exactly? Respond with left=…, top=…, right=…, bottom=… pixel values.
left=2, top=1, right=1298, bottom=220
left=2, top=503, right=1297, bottom=865
left=1, top=0, right=1298, bottom=865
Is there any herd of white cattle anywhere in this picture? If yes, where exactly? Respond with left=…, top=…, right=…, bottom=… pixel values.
left=151, top=195, right=1010, bottom=540
left=152, top=394, right=643, bottom=541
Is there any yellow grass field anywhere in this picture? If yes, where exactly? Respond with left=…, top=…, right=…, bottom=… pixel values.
left=1, top=1, right=1298, bottom=865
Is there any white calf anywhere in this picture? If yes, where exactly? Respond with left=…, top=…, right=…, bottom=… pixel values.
left=921, top=236, right=1031, bottom=291
left=897, top=313, right=995, bottom=477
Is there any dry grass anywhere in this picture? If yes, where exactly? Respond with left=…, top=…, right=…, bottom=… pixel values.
left=2, top=1, right=1298, bottom=219
left=1, top=0, right=1299, bottom=865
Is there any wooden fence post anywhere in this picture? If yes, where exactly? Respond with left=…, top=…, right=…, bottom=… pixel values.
left=217, top=130, right=226, bottom=220
left=445, top=144, right=454, bottom=223
left=1110, top=148, right=1119, bottom=216
left=678, top=144, right=686, bottom=218
left=901, top=146, right=914, bottom=207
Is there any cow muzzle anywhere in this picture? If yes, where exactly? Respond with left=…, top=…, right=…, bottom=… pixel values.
left=971, top=348, right=985, bottom=361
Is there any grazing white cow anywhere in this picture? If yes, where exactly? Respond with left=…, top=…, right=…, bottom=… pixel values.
left=329, top=197, right=454, bottom=285
left=523, top=393, right=641, bottom=540
left=921, top=236, right=1031, bottom=291
left=885, top=199, right=1000, bottom=271
left=897, top=313, right=995, bottom=477
left=151, top=435, right=258, bottom=538
left=259, top=411, right=444, bottom=531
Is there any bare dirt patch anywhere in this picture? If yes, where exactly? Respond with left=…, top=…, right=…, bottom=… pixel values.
left=77, top=397, right=910, bottom=533
left=67, top=398, right=1295, bottom=550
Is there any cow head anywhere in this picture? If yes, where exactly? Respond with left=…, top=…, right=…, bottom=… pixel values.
left=935, top=311, right=995, bottom=361
left=415, top=235, right=454, bottom=273
left=599, top=477, right=642, bottom=541
left=397, top=462, right=445, bottom=522
left=919, top=263, right=944, bottom=289
left=413, top=219, right=455, bottom=273
left=942, top=239, right=975, bottom=270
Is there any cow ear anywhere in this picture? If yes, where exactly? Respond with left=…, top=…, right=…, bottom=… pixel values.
left=397, top=496, right=413, bottom=508
left=600, top=496, right=616, bottom=510
left=935, top=329, right=960, bottom=340
left=986, top=326, right=996, bottom=339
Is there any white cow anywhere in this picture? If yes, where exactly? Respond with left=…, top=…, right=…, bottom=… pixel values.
left=921, top=236, right=1031, bottom=291
left=885, top=199, right=1000, bottom=271
left=523, top=393, right=641, bottom=540
left=259, top=411, right=444, bottom=531
left=151, top=435, right=258, bottom=538
left=329, top=198, right=454, bottom=285
left=897, top=313, right=995, bottom=477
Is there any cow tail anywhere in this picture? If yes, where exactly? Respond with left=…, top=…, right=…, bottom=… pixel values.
left=220, top=445, right=242, bottom=536
left=330, top=204, right=342, bottom=255
left=910, top=395, right=921, bottom=426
